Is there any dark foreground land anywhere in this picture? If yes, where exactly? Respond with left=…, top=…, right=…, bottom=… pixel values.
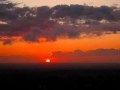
left=0, top=63, right=120, bottom=89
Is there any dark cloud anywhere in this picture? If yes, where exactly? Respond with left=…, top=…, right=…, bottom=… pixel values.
left=0, top=56, right=35, bottom=63
left=53, top=48, right=120, bottom=57
left=52, top=49, right=120, bottom=63
left=3, top=39, right=12, bottom=45
left=1, top=22, right=120, bottom=43
left=23, top=27, right=40, bottom=42
left=86, top=49, right=120, bottom=56
left=22, top=24, right=82, bottom=42
left=0, top=1, right=120, bottom=44
left=52, top=4, right=84, bottom=18
left=52, top=5, right=114, bottom=20
left=37, top=6, right=52, bottom=20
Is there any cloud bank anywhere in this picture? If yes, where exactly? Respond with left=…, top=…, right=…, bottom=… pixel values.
left=0, top=56, right=35, bottom=63
left=0, top=1, right=120, bottom=44
left=52, top=49, right=120, bottom=63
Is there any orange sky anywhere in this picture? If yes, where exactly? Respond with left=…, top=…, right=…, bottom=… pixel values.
left=0, top=33, right=120, bottom=63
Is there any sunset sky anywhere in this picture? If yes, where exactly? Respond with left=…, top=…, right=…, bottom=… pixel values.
left=0, top=0, right=120, bottom=63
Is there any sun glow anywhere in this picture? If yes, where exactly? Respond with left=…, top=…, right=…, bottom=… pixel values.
left=46, top=59, right=50, bottom=63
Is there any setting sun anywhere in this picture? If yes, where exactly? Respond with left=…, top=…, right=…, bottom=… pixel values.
left=46, top=59, right=50, bottom=63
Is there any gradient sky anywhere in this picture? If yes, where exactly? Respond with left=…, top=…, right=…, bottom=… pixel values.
left=11, top=0, right=120, bottom=7
left=0, top=0, right=120, bottom=63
